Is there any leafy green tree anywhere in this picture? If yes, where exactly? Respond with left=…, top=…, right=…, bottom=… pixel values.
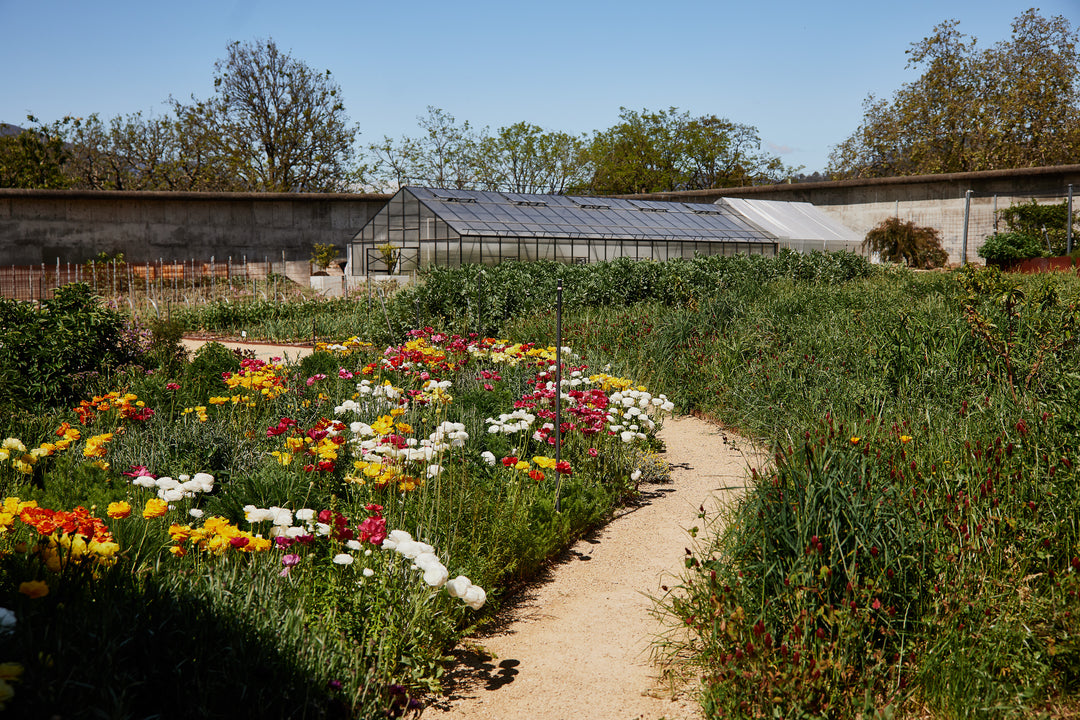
left=474, top=122, right=590, bottom=194
left=172, top=38, right=360, bottom=192
left=862, top=217, right=950, bottom=268
left=581, top=107, right=797, bottom=194
left=830, top=9, right=1080, bottom=177
left=0, top=115, right=73, bottom=189
left=367, top=106, right=479, bottom=191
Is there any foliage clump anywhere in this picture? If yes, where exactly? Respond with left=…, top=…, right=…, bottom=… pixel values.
left=0, top=284, right=145, bottom=410
left=862, top=217, right=949, bottom=268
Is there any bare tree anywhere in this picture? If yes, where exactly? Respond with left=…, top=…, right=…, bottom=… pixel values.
left=174, top=39, right=361, bottom=192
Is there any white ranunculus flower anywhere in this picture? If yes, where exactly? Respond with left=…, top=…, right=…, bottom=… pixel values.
left=0, top=607, right=15, bottom=636
left=158, top=488, right=185, bottom=502
left=346, top=540, right=362, bottom=551
left=463, top=585, right=487, bottom=610
left=133, top=476, right=157, bottom=488
left=620, top=431, right=635, bottom=443
left=332, top=553, right=354, bottom=565
left=445, top=575, right=472, bottom=598
left=630, top=469, right=642, bottom=482
left=423, top=563, right=449, bottom=588
left=295, top=508, right=316, bottom=522
left=480, top=451, right=496, bottom=466
left=362, top=567, right=375, bottom=577
left=245, top=507, right=273, bottom=523
left=268, top=507, right=293, bottom=527
left=188, top=508, right=204, bottom=518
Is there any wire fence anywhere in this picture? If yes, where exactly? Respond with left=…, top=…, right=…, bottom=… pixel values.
left=0, top=255, right=323, bottom=314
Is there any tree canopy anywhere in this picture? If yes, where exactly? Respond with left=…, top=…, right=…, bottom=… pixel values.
left=581, top=107, right=796, bottom=194
left=829, top=9, right=1080, bottom=178
left=0, top=116, right=73, bottom=189
left=173, top=39, right=360, bottom=192
left=366, top=106, right=796, bottom=195
left=2, top=39, right=360, bottom=192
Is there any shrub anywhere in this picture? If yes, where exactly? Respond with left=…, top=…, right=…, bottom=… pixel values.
left=977, top=231, right=1047, bottom=264
left=997, top=199, right=1075, bottom=256
left=862, top=217, right=950, bottom=269
left=0, top=283, right=143, bottom=411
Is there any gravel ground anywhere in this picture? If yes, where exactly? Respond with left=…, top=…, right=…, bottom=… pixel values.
left=422, top=415, right=754, bottom=720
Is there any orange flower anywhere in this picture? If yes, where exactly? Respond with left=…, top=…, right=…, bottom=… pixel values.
left=142, top=498, right=168, bottom=519
left=19, top=580, right=49, bottom=599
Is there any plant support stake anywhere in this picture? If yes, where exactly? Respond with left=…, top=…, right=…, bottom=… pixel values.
left=553, top=278, right=564, bottom=513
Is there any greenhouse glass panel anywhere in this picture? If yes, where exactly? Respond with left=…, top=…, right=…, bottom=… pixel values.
left=349, top=187, right=807, bottom=278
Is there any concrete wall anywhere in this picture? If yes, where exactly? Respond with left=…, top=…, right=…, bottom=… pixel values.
left=625, top=165, right=1080, bottom=265
left=0, top=189, right=390, bottom=267
left=3, top=164, right=1078, bottom=269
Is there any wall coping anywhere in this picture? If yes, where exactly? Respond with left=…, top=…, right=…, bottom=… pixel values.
left=0, top=188, right=393, bottom=202
left=619, top=164, right=1080, bottom=201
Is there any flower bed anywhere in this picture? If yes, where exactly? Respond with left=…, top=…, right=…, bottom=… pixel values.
left=0, top=328, right=672, bottom=717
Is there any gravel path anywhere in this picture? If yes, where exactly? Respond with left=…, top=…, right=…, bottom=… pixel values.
left=423, top=415, right=753, bottom=720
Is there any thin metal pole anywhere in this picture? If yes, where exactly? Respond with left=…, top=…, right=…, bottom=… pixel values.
left=1067, top=184, right=1074, bottom=255
left=477, top=270, right=483, bottom=335
left=553, top=278, right=564, bottom=513
left=961, top=189, right=973, bottom=267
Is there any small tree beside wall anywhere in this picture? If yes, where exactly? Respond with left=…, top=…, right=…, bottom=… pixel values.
left=862, top=217, right=949, bottom=269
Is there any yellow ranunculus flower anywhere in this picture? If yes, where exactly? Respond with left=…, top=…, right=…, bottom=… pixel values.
left=107, top=501, right=132, bottom=519
left=142, top=498, right=169, bottom=519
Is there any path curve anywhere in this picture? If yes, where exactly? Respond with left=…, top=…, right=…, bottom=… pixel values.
left=423, top=415, right=753, bottom=720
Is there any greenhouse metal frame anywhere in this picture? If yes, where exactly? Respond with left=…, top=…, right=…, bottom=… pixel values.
left=349, top=187, right=780, bottom=275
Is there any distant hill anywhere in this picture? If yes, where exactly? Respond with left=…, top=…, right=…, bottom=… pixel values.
left=1, top=123, right=25, bottom=138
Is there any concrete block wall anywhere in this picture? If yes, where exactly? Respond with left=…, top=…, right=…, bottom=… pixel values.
left=0, top=189, right=389, bottom=267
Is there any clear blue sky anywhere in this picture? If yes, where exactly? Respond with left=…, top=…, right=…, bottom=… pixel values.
left=2, top=0, right=1078, bottom=175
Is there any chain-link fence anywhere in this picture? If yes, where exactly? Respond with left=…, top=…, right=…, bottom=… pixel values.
left=893, top=185, right=1075, bottom=266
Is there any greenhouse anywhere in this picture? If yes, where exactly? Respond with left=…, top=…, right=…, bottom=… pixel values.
left=714, top=197, right=863, bottom=254
left=348, top=187, right=781, bottom=276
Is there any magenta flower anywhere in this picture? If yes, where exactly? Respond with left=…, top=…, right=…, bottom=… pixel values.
left=280, top=553, right=301, bottom=577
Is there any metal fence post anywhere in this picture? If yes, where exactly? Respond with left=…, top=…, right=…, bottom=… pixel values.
left=961, top=189, right=973, bottom=267
left=1068, top=184, right=1074, bottom=255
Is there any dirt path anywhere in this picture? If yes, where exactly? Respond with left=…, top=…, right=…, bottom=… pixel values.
left=180, top=336, right=314, bottom=363
left=423, top=415, right=753, bottom=720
